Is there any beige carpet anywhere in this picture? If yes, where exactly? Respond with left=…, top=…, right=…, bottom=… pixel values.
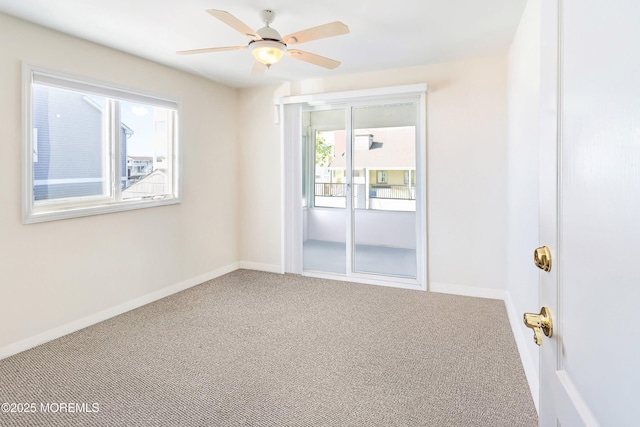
left=0, top=270, right=537, bottom=426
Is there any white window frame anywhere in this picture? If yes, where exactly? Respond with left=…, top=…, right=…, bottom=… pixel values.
left=22, top=64, right=182, bottom=224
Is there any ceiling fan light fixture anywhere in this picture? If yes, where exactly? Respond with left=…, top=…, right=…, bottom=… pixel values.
left=250, top=40, right=287, bottom=66
left=178, top=9, right=349, bottom=75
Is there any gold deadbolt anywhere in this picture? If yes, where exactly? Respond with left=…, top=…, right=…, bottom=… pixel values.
left=523, top=307, right=553, bottom=346
left=534, top=246, right=552, bottom=272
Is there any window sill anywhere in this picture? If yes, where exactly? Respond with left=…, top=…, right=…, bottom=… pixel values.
left=23, top=196, right=181, bottom=224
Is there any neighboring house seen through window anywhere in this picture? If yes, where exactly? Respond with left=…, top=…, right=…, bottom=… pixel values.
left=23, top=65, right=180, bottom=223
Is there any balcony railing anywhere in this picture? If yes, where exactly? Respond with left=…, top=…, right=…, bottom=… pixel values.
left=369, top=185, right=416, bottom=200
left=315, top=183, right=415, bottom=200
left=315, top=183, right=347, bottom=197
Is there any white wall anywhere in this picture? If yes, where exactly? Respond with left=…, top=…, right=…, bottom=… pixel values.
left=236, top=88, right=283, bottom=271
left=506, top=0, right=541, bottom=407
left=238, top=55, right=509, bottom=291
left=0, top=14, right=239, bottom=352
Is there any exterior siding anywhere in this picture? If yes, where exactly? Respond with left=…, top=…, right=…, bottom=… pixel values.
left=33, top=85, right=105, bottom=200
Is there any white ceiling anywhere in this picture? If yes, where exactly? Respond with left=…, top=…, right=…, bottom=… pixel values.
left=0, top=0, right=527, bottom=88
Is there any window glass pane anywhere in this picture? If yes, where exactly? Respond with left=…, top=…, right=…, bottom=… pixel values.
left=120, top=101, right=172, bottom=200
left=32, top=84, right=108, bottom=202
left=352, top=103, right=417, bottom=279
left=314, top=130, right=347, bottom=208
left=354, top=126, right=416, bottom=212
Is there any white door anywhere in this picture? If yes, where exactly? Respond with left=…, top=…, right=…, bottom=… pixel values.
left=537, top=0, right=640, bottom=425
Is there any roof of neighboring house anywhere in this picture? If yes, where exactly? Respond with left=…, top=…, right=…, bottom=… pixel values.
left=122, top=170, right=167, bottom=198
left=121, top=122, right=134, bottom=136
left=328, top=126, right=416, bottom=170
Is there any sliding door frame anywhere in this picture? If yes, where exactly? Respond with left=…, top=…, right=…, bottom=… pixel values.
left=278, top=84, right=428, bottom=291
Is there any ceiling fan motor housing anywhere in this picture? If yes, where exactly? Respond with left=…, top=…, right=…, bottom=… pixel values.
left=256, top=25, right=284, bottom=43
left=260, top=9, right=276, bottom=25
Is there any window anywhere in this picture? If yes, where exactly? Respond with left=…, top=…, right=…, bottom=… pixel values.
left=23, top=65, right=180, bottom=223
left=404, top=171, right=411, bottom=185
left=377, top=170, right=388, bottom=184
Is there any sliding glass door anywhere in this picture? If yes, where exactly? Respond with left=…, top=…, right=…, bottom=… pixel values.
left=302, top=108, right=347, bottom=274
left=352, top=104, right=417, bottom=278
left=302, top=101, right=420, bottom=282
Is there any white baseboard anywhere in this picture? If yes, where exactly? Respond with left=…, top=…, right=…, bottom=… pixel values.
left=0, top=262, right=239, bottom=361
left=430, top=281, right=539, bottom=413
left=303, top=271, right=423, bottom=291
left=430, top=281, right=507, bottom=300
left=238, top=261, right=283, bottom=274
left=503, top=293, right=540, bottom=412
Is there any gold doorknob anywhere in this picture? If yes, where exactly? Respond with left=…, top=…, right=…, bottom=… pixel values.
left=534, top=246, right=552, bottom=272
left=523, top=307, right=553, bottom=346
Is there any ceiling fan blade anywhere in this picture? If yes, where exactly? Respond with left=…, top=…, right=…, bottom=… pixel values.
left=177, top=46, right=247, bottom=55
left=284, top=21, right=349, bottom=45
left=206, top=9, right=261, bottom=40
left=250, top=61, right=267, bottom=76
left=287, top=49, right=341, bottom=69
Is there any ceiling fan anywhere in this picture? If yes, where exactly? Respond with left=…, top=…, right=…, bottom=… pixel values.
left=177, top=9, right=349, bottom=75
